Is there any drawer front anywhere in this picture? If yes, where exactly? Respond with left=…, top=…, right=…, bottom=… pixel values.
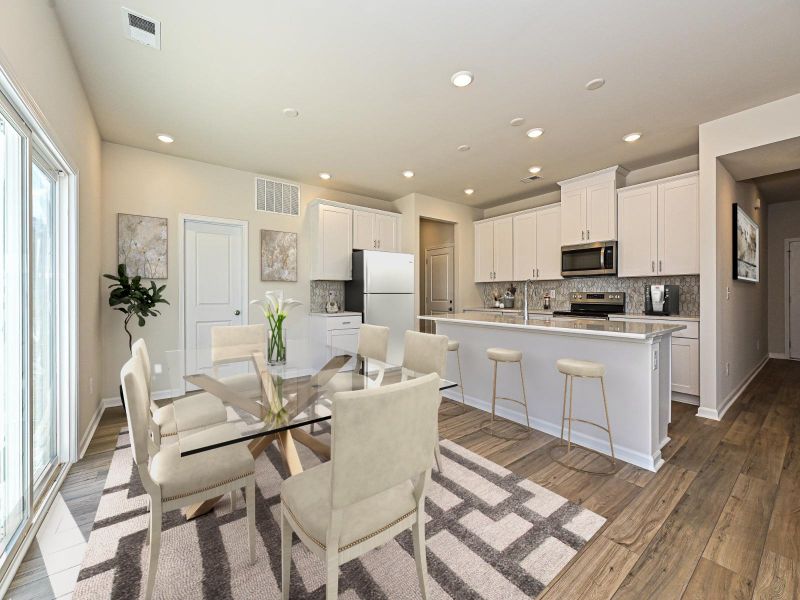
left=325, top=315, right=362, bottom=331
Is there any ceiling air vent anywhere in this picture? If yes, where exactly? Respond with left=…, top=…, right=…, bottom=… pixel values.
left=520, top=175, right=542, bottom=183
left=255, top=177, right=300, bottom=216
left=122, top=7, right=161, bottom=49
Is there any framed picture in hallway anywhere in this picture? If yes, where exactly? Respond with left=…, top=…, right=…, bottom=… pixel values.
left=117, top=213, right=168, bottom=279
left=733, top=203, right=759, bottom=283
left=261, top=229, right=297, bottom=281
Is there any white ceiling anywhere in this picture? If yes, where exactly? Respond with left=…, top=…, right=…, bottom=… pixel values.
left=53, top=0, right=800, bottom=208
left=719, top=137, right=800, bottom=181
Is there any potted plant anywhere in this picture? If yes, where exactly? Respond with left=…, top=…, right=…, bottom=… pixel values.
left=250, top=290, right=302, bottom=365
left=104, top=263, right=170, bottom=351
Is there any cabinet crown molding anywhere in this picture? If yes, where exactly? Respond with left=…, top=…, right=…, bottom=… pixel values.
left=474, top=201, right=560, bottom=224
left=618, top=170, right=699, bottom=193
left=310, top=198, right=401, bottom=217
left=558, top=165, right=629, bottom=188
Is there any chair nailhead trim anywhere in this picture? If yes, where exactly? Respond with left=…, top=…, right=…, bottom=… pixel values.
left=282, top=499, right=417, bottom=552
left=162, top=471, right=254, bottom=502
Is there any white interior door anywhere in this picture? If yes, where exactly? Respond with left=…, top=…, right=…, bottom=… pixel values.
left=184, top=219, right=247, bottom=380
left=425, top=246, right=455, bottom=314
left=790, top=241, right=800, bottom=359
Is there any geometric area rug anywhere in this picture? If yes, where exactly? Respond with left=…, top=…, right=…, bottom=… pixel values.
left=73, top=428, right=605, bottom=599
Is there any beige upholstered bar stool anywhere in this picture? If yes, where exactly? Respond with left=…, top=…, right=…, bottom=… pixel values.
left=483, top=347, right=530, bottom=439
left=556, top=358, right=615, bottom=465
left=441, top=340, right=467, bottom=415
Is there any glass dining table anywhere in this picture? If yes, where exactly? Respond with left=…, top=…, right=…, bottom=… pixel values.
left=163, top=332, right=455, bottom=519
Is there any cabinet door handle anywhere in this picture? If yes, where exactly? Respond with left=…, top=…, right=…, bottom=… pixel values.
left=652, top=261, right=655, bottom=272
left=581, top=230, right=585, bottom=240
left=587, top=229, right=590, bottom=239
left=537, top=268, right=540, bottom=277
left=659, top=260, right=662, bottom=272
left=377, top=240, right=380, bottom=248
left=341, top=321, right=351, bottom=325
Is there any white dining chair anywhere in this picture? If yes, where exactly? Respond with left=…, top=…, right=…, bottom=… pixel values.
left=402, top=330, right=449, bottom=472
left=131, top=338, right=228, bottom=445
left=280, top=372, right=441, bottom=600
left=211, top=324, right=268, bottom=399
left=120, top=355, right=257, bottom=600
left=356, top=323, right=390, bottom=362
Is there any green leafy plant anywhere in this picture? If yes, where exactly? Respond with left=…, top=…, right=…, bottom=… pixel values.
left=104, top=263, right=170, bottom=350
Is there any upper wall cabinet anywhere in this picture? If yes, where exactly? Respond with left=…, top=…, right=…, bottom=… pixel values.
left=512, top=205, right=562, bottom=281
left=558, top=166, right=628, bottom=246
left=474, top=216, right=513, bottom=282
left=309, top=201, right=353, bottom=280
left=353, top=209, right=399, bottom=252
left=617, top=172, right=699, bottom=277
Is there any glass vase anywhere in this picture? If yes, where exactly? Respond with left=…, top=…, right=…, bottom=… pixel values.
left=268, top=324, right=287, bottom=365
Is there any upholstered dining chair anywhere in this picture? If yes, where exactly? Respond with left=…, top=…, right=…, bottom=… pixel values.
left=211, top=324, right=268, bottom=399
left=120, top=355, right=257, bottom=600
left=280, top=372, right=441, bottom=600
left=402, top=330, right=449, bottom=472
left=356, top=323, right=390, bottom=362
left=132, top=338, right=228, bottom=445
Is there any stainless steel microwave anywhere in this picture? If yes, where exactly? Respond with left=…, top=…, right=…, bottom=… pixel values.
left=561, top=241, right=617, bottom=277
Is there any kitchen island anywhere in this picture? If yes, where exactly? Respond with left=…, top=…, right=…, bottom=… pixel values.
left=420, top=313, right=686, bottom=471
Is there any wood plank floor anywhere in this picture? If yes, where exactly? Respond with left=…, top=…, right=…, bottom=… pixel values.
left=8, top=358, right=800, bottom=599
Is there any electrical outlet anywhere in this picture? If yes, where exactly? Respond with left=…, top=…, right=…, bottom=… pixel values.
left=726, top=286, right=731, bottom=300
left=653, top=348, right=659, bottom=371
left=550, top=289, right=556, bottom=299
left=725, top=362, right=730, bottom=376
left=89, top=376, right=94, bottom=395
left=154, top=363, right=163, bottom=375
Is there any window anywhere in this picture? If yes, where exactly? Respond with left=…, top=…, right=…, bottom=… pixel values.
left=0, top=85, right=73, bottom=583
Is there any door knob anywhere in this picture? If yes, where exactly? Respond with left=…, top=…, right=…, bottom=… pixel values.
left=234, top=309, right=241, bottom=316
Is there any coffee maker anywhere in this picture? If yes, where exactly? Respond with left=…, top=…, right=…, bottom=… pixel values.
left=645, top=284, right=680, bottom=316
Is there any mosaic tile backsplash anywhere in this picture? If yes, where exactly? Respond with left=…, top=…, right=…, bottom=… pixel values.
left=479, top=275, right=700, bottom=316
left=310, top=280, right=345, bottom=312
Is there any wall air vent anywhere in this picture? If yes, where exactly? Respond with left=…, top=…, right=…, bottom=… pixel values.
left=520, top=175, right=542, bottom=183
left=255, top=176, right=300, bottom=216
left=122, top=7, right=161, bottom=49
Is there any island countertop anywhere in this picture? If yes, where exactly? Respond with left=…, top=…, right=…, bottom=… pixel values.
left=419, top=312, right=685, bottom=340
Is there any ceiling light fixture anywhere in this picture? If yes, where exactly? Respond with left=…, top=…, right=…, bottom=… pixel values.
left=319, top=172, right=332, bottom=180
left=451, top=71, right=474, bottom=87
left=157, top=134, right=174, bottom=143
left=623, top=132, right=642, bottom=143
left=526, top=128, right=544, bottom=138
left=509, top=117, right=525, bottom=127
left=402, top=170, right=415, bottom=178
left=528, top=166, right=542, bottom=174
left=464, top=188, right=475, bottom=195
left=585, top=78, right=605, bottom=91
left=282, top=108, right=299, bottom=117
left=457, top=144, right=471, bottom=152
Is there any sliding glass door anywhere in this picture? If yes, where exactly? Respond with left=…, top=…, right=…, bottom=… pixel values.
left=0, top=91, right=66, bottom=578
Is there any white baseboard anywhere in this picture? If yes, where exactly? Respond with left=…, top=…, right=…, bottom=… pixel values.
left=696, top=355, right=769, bottom=421
left=672, top=392, right=700, bottom=407
left=441, top=389, right=663, bottom=471
left=769, top=352, right=790, bottom=360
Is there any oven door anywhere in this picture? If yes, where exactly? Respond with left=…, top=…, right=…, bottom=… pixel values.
left=561, top=242, right=617, bottom=277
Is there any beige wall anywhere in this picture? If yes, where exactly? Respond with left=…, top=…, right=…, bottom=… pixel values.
left=0, top=0, right=103, bottom=441
left=767, top=199, right=800, bottom=354
left=715, top=162, right=768, bottom=405
left=101, top=142, right=394, bottom=397
left=699, top=92, right=800, bottom=418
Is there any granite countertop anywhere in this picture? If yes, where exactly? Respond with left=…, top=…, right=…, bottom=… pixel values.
left=464, top=307, right=554, bottom=315
left=419, top=312, right=685, bottom=340
left=611, top=313, right=700, bottom=322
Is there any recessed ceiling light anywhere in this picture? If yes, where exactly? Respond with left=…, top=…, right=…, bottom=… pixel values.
left=282, top=108, right=299, bottom=118
left=451, top=71, right=474, bottom=87
left=157, top=134, right=174, bottom=143
left=528, top=166, right=542, bottom=174
left=585, top=78, right=605, bottom=91
left=509, top=117, right=525, bottom=127
left=464, top=188, right=474, bottom=195
left=402, top=170, right=415, bottom=178
left=319, top=172, right=332, bottom=180
left=526, top=128, right=544, bottom=138
left=623, top=132, right=642, bottom=143
left=457, top=144, right=471, bottom=152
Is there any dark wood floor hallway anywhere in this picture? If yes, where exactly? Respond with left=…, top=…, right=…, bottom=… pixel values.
left=8, top=358, right=799, bottom=599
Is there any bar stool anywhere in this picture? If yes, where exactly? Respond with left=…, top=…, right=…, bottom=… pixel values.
left=556, top=358, right=615, bottom=464
left=482, top=347, right=530, bottom=438
left=441, top=340, right=466, bottom=414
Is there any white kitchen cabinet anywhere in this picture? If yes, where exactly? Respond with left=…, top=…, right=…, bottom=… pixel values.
left=513, top=205, right=562, bottom=281
left=617, top=172, right=699, bottom=277
left=309, top=202, right=353, bottom=280
left=310, top=312, right=362, bottom=353
left=352, top=209, right=399, bottom=251
left=671, top=337, right=700, bottom=396
left=474, top=217, right=513, bottom=282
left=618, top=184, right=658, bottom=276
left=558, top=166, right=627, bottom=246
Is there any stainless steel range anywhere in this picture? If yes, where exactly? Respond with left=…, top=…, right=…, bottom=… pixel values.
left=552, top=292, right=625, bottom=320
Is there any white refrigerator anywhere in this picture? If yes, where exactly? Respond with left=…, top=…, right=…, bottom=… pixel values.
left=345, top=250, right=415, bottom=365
